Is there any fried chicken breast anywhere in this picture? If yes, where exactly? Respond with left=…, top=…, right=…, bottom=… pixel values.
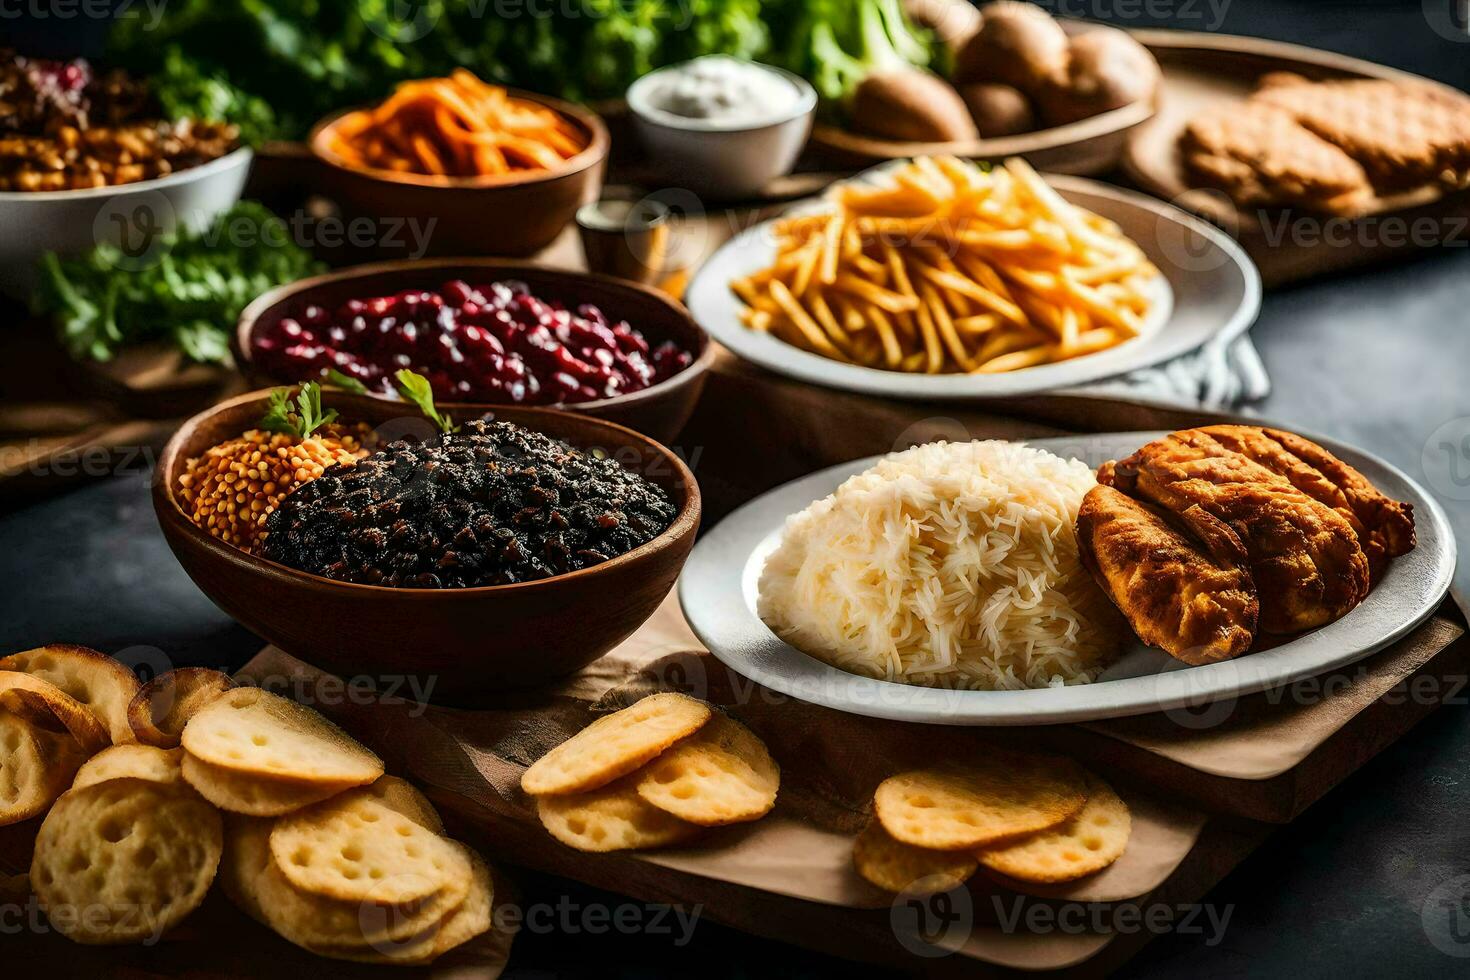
left=1102, top=430, right=1373, bottom=634
left=1192, top=426, right=1415, bottom=580
left=1077, top=485, right=1258, bottom=664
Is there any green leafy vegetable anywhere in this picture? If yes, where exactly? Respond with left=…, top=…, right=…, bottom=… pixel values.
left=32, top=201, right=323, bottom=365
left=258, top=382, right=339, bottom=440
left=150, top=46, right=278, bottom=146
left=323, top=368, right=370, bottom=395
left=394, top=370, right=456, bottom=435
left=777, top=0, right=934, bottom=103
left=105, top=0, right=912, bottom=140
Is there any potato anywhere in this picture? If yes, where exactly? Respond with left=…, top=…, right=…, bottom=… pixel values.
left=954, top=1, right=1070, bottom=92
left=903, top=0, right=982, bottom=52
left=1037, top=27, right=1161, bottom=127
left=851, top=70, right=979, bottom=143
left=959, top=82, right=1036, bottom=138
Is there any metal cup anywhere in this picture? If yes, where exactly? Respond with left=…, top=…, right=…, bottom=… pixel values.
left=576, top=198, right=670, bottom=285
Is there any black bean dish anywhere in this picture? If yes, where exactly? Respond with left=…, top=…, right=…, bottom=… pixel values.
left=261, top=420, right=676, bottom=588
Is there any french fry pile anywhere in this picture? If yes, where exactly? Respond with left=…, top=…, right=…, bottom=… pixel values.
left=731, top=156, right=1159, bottom=375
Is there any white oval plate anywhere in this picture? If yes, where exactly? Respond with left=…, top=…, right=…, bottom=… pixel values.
left=679, top=432, right=1455, bottom=726
left=687, top=175, right=1260, bottom=400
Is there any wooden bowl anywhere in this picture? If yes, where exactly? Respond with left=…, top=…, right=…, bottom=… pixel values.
left=236, top=258, right=714, bottom=444
left=307, top=92, right=609, bottom=257
left=808, top=19, right=1155, bottom=175
left=808, top=99, right=1153, bottom=175
left=153, top=389, right=701, bottom=704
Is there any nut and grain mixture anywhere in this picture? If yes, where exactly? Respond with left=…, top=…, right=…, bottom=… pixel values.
left=0, top=51, right=239, bottom=192
left=177, top=425, right=374, bottom=553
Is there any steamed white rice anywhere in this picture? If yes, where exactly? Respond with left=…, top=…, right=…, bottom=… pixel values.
left=756, top=441, right=1123, bottom=690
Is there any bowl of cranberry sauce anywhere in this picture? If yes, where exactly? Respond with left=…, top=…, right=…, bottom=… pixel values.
left=238, top=259, right=713, bottom=443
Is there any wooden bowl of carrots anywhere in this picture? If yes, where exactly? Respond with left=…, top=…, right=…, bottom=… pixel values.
left=309, top=71, right=609, bottom=258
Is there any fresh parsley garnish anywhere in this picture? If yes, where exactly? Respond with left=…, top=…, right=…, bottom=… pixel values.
left=393, top=370, right=457, bottom=434
left=323, top=368, right=369, bottom=395
left=257, top=382, right=338, bottom=439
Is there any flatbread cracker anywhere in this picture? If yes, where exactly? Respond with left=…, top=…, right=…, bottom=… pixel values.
left=0, top=646, right=140, bottom=745
left=180, top=751, right=351, bottom=816
left=361, top=775, right=445, bottom=835
left=521, top=692, right=713, bottom=796
left=537, top=775, right=703, bottom=853
left=309, top=843, right=495, bottom=966
left=635, top=714, right=779, bottom=826
left=31, top=778, right=222, bottom=944
left=976, top=775, right=1130, bottom=882
left=852, top=818, right=978, bottom=895
left=0, top=671, right=110, bottom=754
left=73, top=744, right=184, bottom=790
left=181, top=687, right=383, bottom=786
left=128, top=668, right=234, bottom=749
left=874, top=755, right=1088, bottom=851
left=221, top=814, right=470, bottom=951
left=0, top=712, right=89, bottom=826
left=270, top=790, right=470, bottom=904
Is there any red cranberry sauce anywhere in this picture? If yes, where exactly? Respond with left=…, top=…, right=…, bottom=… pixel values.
left=252, top=279, right=694, bottom=405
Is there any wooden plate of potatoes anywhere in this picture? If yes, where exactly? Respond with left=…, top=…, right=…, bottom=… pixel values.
left=810, top=4, right=1159, bottom=176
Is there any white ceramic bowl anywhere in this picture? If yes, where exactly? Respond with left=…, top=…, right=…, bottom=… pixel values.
left=626, top=61, right=816, bottom=201
left=0, top=146, right=253, bottom=300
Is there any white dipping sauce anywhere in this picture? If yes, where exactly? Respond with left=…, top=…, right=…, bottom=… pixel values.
left=643, top=57, right=800, bottom=128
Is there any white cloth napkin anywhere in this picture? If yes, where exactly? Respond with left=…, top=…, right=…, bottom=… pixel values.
left=1071, top=334, right=1271, bottom=410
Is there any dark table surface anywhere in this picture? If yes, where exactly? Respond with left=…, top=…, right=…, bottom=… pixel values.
left=5, top=2, right=1470, bottom=976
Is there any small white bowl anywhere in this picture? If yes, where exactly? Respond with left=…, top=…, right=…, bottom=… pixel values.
left=626, top=60, right=816, bottom=201
left=0, top=146, right=253, bottom=300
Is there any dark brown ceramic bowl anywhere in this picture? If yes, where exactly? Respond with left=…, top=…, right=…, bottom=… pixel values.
left=237, top=258, right=715, bottom=444
left=308, top=91, right=609, bottom=257
left=153, top=389, right=701, bottom=704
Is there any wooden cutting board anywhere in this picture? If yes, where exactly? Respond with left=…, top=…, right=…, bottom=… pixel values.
left=1123, top=28, right=1470, bottom=286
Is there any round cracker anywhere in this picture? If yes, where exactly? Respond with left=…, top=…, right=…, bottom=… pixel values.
left=0, top=646, right=140, bottom=745
left=521, top=693, right=713, bottom=796
left=361, top=775, right=445, bottom=835
left=874, top=755, right=1088, bottom=851
left=852, top=818, right=978, bottom=895
left=536, top=775, right=703, bottom=853
left=635, top=714, right=779, bottom=826
left=180, top=752, right=353, bottom=817
left=221, top=814, right=470, bottom=951
left=181, top=687, right=383, bottom=786
left=976, top=775, right=1131, bottom=883
left=0, top=712, right=89, bottom=826
left=128, top=668, right=235, bottom=749
left=73, top=745, right=184, bottom=791
left=0, top=671, right=110, bottom=754
left=270, top=790, right=470, bottom=905
left=30, top=778, right=222, bottom=944
left=308, top=843, right=494, bottom=966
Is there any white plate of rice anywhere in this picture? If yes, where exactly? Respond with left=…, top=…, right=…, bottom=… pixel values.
left=678, top=433, right=1454, bottom=725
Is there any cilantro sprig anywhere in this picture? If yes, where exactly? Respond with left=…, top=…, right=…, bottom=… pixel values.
left=323, top=368, right=369, bottom=395
left=393, top=370, right=457, bottom=435
left=257, top=382, right=339, bottom=440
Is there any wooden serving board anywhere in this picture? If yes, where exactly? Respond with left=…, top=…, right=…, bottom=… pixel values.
left=1124, top=28, right=1470, bottom=286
